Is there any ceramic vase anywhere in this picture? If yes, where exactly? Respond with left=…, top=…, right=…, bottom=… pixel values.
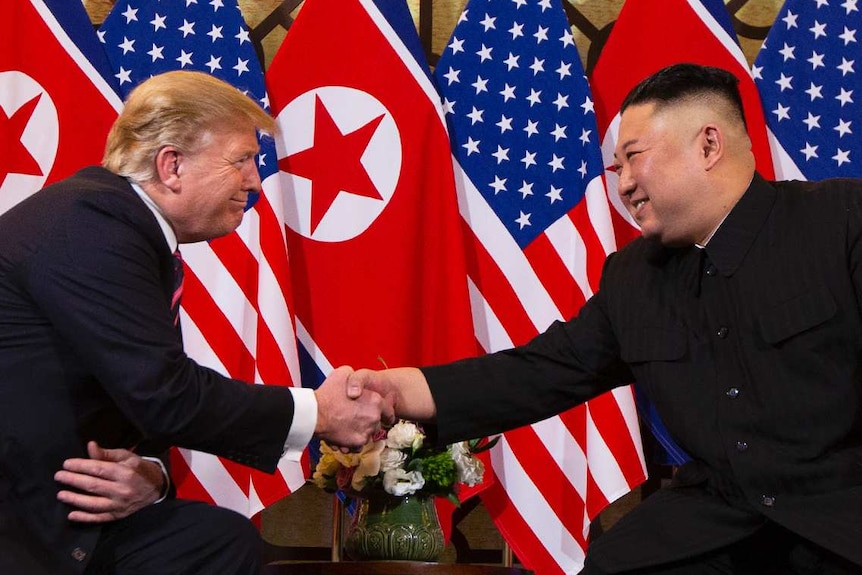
left=344, top=494, right=445, bottom=562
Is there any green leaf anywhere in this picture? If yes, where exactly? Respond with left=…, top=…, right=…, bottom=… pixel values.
left=469, top=435, right=501, bottom=454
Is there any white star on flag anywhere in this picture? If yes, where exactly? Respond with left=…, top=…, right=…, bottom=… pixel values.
left=754, top=0, right=861, bottom=179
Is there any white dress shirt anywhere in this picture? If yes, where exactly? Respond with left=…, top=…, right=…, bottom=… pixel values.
left=131, top=181, right=316, bottom=462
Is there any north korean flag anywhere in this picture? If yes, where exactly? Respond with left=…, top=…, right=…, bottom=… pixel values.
left=1, top=0, right=121, bottom=215
left=266, top=0, right=482, bottom=538
left=267, top=0, right=478, bottom=373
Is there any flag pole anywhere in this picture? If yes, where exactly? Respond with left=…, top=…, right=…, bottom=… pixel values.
left=503, top=541, right=513, bottom=567
left=331, top=496, right=343, bottom=562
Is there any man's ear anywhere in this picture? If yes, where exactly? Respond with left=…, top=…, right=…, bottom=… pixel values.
left=154, top=146, right=182, bottom=192
left=701, top=124, right=723, bottom=170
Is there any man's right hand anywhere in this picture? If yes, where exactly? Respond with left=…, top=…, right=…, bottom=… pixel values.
left=347, top=366, right=436, bottom=423
left=314, top=365, right=388, bottom=450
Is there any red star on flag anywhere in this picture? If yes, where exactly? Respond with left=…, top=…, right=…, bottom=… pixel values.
left=279, top=95, right=384, bottom=233
left=0, top=94, right=43, bottom=187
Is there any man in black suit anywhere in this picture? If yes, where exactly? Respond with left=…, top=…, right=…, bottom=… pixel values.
left=0, top=70, right=386, bottom=574
left=346, top=63, right=862, bottom=574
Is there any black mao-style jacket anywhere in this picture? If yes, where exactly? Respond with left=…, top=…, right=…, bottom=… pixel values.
left=424, top=174, right=862, bottom=570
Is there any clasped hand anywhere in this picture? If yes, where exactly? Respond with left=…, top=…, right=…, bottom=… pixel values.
left=313, top=365, right=395, bottom=451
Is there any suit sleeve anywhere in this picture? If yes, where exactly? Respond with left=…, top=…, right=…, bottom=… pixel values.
left=422, top=257, right=634, bottom=446
left=23, top=191, right=294, bottom=473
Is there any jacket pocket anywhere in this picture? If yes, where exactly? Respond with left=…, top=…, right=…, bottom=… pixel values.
left=758, top=285, right=837, bottom=344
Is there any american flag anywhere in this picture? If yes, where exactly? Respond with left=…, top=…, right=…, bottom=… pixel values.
left=435, top=1, right=647, bottom=573
left=753, top=0, right=861, bottom=180
left=98, top=0, right=305, bottom=517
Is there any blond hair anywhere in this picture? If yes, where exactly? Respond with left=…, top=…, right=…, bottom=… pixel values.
left=103, top=70, right=276, bottom=183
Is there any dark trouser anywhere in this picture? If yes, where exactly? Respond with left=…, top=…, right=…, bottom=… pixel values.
left=84, top=499, right=262, bottom=575
left=580, top=521, right=860, bottom=575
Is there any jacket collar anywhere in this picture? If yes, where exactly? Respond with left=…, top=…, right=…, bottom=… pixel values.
left=702, top=173, right=775, bottom=277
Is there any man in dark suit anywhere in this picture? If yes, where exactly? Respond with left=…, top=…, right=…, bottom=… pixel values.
left=346, top=63, right=862, bottom=573
left=0, top=70, right=386, bottom=574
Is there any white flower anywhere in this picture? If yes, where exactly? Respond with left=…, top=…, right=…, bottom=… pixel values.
left=314, top=419, right=488, bottom=500
left=382, top=468, right=426, bottom=496
left=449, top=441, right=484, bottom=486
left=379, top=447, right=407, bottom=472
left=386, top=420, right=425, bottom=451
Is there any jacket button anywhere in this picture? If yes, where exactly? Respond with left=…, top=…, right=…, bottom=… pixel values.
left=71, top=548, right=87, bottom=562
left=736, top=441, right=748, bottom=452
left=717, top=326, right=729, bottom=338
left=726, top=387, right=740, bottom=398
left=706, top=265, right=717, bottom=276
left=761, top=495, right=776, bottom=507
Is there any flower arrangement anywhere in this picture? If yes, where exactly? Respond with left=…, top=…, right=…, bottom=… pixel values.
left=312, top=420, right=493, bottom=505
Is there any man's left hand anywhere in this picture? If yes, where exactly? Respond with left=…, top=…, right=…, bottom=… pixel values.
left=55, top=441, right=166, bottom=523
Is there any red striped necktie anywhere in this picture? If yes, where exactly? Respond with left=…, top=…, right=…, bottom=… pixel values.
left=171, top=249, right=184, bottom=328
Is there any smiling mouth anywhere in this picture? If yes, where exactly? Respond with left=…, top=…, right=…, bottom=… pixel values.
left=632, top=199, right=647, bottom=210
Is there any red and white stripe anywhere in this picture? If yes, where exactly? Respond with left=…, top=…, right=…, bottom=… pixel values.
left=458, top=162, right=647, bottom=575
left=172, top=173, right=307, bottom=517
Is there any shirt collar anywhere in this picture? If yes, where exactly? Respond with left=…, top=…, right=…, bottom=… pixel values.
left=702, top=172, right=775, bottom=277
left=130, top=181, right=178, bottom=253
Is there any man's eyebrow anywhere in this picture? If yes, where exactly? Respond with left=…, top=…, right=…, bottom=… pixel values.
left=617, top=137, right=637, bottom=151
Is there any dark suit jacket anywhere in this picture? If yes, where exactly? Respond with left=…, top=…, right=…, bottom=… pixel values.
left=0, top=167, right=297, bottom=574
left=424, top=174, right=862, bottom=571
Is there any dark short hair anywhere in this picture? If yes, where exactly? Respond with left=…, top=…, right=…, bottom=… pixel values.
left=621, top=63, right=747, bottom=129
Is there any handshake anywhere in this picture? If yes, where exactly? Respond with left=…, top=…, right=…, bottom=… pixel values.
left=312, top=365, right=434, bottom=450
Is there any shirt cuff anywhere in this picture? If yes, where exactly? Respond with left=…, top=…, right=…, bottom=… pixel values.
left=282, top=387, right=317, bottom=461
left=140, top=456, right=170, bottom=504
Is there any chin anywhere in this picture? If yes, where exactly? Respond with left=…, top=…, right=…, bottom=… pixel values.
left=222, top=213, right=245, bottom=232
left=641, top=227, right=678, bottom=247
left=639, top=225, right=658, bottom=240
left=218, top=221, right=243, bottom=238
left=654, top=233, right=690, bottom=247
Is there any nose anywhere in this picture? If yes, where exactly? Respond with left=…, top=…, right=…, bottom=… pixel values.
left=617, top=165, right=635, bottom=199
left=244, top=159, right=262, bottom=193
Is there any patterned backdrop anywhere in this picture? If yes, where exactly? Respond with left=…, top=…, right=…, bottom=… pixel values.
left=82, top=0, right=784, bottom=72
